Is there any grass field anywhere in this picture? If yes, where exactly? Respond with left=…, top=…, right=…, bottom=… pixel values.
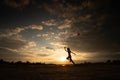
left=0, top=64, right=120, bottom=80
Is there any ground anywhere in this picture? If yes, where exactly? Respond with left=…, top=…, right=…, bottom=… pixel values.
left=0, top=64, right=120, bottom=80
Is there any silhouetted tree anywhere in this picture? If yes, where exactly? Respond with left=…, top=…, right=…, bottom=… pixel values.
left=0, top=59, right=4, bottom=64
left=16, top=61, right=23, bottom=64
left=106, top=60, right=111, bottom=64
left=112, top=60, right=120, bottom=64
left=26, top=61, right=30, bottom=64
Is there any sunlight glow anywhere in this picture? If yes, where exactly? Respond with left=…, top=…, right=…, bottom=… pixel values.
left=60, top=57, right=66, bottom=62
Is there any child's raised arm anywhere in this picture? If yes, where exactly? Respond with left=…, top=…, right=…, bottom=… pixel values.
left=71, top=51, right=76, bottom=55
left=64, top=47, right=67, bottom=52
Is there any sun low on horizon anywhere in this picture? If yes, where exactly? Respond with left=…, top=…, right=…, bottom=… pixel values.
left=60, top=57, right=66, bottom=62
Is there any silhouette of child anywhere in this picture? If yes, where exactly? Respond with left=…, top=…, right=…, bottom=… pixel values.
left=64, top=47, right=76, bottom=64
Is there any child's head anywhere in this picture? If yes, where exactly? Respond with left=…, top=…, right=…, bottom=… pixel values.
left=67, top=48, right=70, bottom=51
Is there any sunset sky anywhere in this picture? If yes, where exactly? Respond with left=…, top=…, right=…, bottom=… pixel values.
left=0, top=0, right=120, bottom=64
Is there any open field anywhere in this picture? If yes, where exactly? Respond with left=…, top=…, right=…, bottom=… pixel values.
left=0, top=64, right=120, bottom=80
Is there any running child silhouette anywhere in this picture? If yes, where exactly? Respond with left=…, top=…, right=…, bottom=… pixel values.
left=64, top=47, right=76, bottom=64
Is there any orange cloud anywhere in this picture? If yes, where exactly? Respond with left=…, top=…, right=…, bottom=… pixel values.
left=58, top=19, right=72, bottom=29
left=42, top=19, right=57, bottom=26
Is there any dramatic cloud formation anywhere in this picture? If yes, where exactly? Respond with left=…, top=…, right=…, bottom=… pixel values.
left=0, top=25, right=43, bottom=37
left=0, top=0, right=120, bottom=63
left=64, top=0, right=120, bottom=61
left=41, top=0, right=120, bottom=60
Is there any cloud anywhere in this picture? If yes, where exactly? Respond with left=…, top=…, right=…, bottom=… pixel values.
left=59, top=30, right=69, bottom=35
left=4, top=0, right=30, bottom=8
left=27, top=25, right=43, bottom=30
left=0, top=24, right=40, bottom=61
left=58, top=19, right=72, bottom=29
left=66, top=31, right=120, bottom=53
left=43, top=0, right=107, bottom=29
left=0, top=47, right=29, bottom=61
left=43, top=0, right=85, bottom=19
left=0, top=37, right=27, bottom=49
left=0, top=25, right=43, bottom=38
left=0, top=47, right=22, bottom=57
left=27, top=50, right=50, bottom=57
left=36, top=34, right=42, bottom=37
left=24, top=41, right=36, bottom=49
left=0, top=34, right=38, bottom=61
left=36, top=33, right=51, bottom=40
left=50, top=42, right=66, bottom=48
left=64, top=0, right=120, bottom=54
left=31, top=47, right=55, bottom=57
left=41, top=19, right=57, bottom=26
left=0, top=33, right=37, bottom=50
left=58, top=24, right=71, bottom=29
left=37, top=53, right=50, bottom=57
left=11, top=27, right=25, bottom=35
left=45, top=47, right=55, bottom=51
left=42, top=33, right=49, bottom=37
left=36, top=32, right=54, bottom=38
left=1, top=0, right=120, bottom=62
left=0, top=27, right=25, bottom=38
left=86, top=52, right=120, bottom=61
left=40, top=0, right=119, bottom=58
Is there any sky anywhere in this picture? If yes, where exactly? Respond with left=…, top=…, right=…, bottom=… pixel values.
left=0, top=0, right=120, bottom=64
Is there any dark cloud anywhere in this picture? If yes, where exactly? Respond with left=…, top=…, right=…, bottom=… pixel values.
left=43, top=0, right=84, bottom=19
left=0, top=37, right=27, bottom=49
left=0, top=47, right=27, bottom=61
left=65, top=0, right=120, bottom=55
left=40, top=0, right=120, bottom=56
left=0, top=36, right=35, bottom=61
left=86, top=52, right=120, bottom=61
left=0, top=47, right=20, bottom=57
left=4, top=0, right=30, bottom=8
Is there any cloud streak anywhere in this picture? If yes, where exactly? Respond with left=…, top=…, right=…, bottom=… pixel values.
left=45, top=47, right=55, bottom=51
left=58, top=19, right=72, bottom=29
left=0, top=24, right=43, bottom=38
left=42, top=19, right=57, bottom=26
left=4, top=0, right=30, bottom=8
left=27, top=25, right=43, bottom=30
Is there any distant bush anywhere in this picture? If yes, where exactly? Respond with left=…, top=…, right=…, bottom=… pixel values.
left=0, top=59, right=8, bottom=64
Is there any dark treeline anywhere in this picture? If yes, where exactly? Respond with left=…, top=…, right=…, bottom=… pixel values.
left=79, top=60, right=120, bottom=65
left=0, top=59, right=45, bottom=65
left=0, top=59, right=120, bottom=65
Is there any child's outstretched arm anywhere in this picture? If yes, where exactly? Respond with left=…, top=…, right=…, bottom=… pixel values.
left=71, top=51, right=76, bottom=55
